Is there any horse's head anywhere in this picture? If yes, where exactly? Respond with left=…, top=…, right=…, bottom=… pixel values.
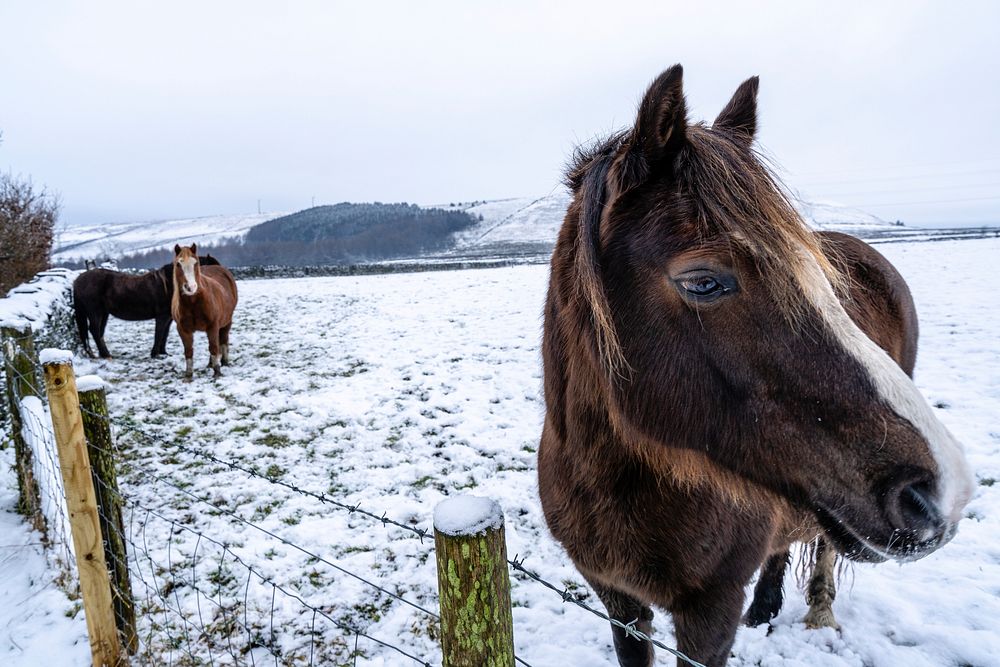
left=564, top=65, right=973, bottom=563
left=173, top=243, right=201, bottom=296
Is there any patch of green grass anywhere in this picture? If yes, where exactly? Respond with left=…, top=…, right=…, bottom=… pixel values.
left=334, top=359, right=369, bottom=377
left=265, top=464, right=285, bottom=479
left=175, top=425, right=193, bottom=439
left=254, top=432, right=291, bottom=448
left=64, top=601, right=82, bottom=618
left=164, top=404, right=198, bottom=418
left=980, top=477, right=996, bottom=487
left=252, top=499, right=283, bottom=520
left=413, top=475, right=434, bottom=490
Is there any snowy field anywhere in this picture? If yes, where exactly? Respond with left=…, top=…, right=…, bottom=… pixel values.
left=17, top=236, right=1000, bottom=666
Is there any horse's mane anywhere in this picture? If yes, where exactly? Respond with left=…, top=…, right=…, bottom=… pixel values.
left=564, top=124, right=845, bottom=376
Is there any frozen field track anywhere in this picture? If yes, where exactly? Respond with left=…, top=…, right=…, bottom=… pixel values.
left=76, top=237, right=1000, bottom=666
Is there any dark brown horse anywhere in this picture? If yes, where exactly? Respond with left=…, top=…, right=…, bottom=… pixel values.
left=171, top=244, right=237, bottom=379
left=73, top=255, right=220, bottom=358
left=538, top=65, right=973, bottom=667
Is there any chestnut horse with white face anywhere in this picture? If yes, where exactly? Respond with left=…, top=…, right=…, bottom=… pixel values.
left=538, top=65, right=973, bottom=667
left=171, top=244, right=238, bottom=379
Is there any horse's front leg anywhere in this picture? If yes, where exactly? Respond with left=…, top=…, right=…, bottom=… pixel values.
left=672, top=584, right=745, bottom=667
left=207, top=327, right=222, bottom=377
left=803, top=537, right=839, bottom=630
left=586, top=578, right=654, bottom=667
left=178, top=328, right=195, bottom=380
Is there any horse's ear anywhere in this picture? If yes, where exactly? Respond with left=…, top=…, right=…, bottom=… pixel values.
left=634, top=64, right=687, bottom=160
left=190, top=242, right=197, bottom=255
left=713, top=76, right=759, bottom=147
left=174, top=244, right=181, bottom=256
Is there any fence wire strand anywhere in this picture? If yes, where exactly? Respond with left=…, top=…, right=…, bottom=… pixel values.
left=3, top=331, right=702, bottom=667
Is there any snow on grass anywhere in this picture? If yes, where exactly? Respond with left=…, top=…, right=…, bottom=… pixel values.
left=62, top=237, right=1000, bottom=666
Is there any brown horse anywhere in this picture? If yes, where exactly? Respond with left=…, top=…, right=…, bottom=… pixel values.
left=538, top=65, right=973, bottom=667
left=73, top=255, right=220, bottom=358
left=171, top=244, right=238, bottom=379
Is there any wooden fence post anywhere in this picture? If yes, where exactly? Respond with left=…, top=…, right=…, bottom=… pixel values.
left=42, top=351, right=125, bottom=667
left=1, top=324, right=45, bottom=532
left=433, top=495, right=515, bottom=667
left=78, top=375, right=138, bottom=656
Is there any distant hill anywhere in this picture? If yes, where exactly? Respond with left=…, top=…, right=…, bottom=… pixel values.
left=103, top=203, right=479, bottom=268
left=431, top=190, right=895, bottom=261
left=56, top=192, right=900, bottom=270
left=53, top=212, right=283, bottom=264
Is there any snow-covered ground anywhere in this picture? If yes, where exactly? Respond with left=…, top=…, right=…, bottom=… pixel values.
left=11, top=236, right=999, bottom=666
left=53, top=212, right=284, bottom=264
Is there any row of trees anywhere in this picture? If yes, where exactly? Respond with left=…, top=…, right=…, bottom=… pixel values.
left=0, top=133, right=59, bottom=293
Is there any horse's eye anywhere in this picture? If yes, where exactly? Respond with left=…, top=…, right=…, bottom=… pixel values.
left=673, top=271, right=736, bottom=302
left=682, top=276, right=722, bottom=296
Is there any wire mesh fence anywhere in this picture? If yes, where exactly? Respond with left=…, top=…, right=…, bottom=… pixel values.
left=2, top=317, right=703, bottom=666
left=2, top=328, right=76, bottom=582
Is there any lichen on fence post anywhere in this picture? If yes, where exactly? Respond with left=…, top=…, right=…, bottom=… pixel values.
left=78, top=375, right=138, bottom=656
left=42, top=350, right=125, bottom=667
left=1, top=324, right=45, bottom=532
left=433, top=495, right=515, bottom=667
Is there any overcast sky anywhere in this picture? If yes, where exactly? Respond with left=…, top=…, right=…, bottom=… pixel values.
left=1, top=1, right=998, bottom=227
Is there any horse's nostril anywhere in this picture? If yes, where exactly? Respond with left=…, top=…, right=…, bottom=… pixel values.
left=894, top=480, right=942, bottom=537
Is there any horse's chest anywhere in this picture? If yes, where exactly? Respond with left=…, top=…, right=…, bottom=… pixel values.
left=177, top=307, right=214, bottom=331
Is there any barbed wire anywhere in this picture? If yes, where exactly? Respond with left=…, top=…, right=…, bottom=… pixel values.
left=507, top=555, right=706, bottom=667
left=1, top=341, right=692, bottom=667
left=118, top=489, right=436, bottom=666
left=94, top=409, right=436, bottom=545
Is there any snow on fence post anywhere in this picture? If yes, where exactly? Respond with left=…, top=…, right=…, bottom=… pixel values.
left=433, top=495, right=515, bottom=667
left=42, top=350, right=125, bottom=667
left=1, top=323, right=45, bottom=532
left=78, top=375, right=138, bottom=656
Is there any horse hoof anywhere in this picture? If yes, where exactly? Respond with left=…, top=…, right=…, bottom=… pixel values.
left=803, top=608, right=840, bottom=631
left=212, top=368, right=223, bottom=378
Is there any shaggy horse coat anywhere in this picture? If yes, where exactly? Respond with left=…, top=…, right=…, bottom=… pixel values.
left=171, top=244, right=238, bottom=378
left=538, top=66, right=972, bottom=667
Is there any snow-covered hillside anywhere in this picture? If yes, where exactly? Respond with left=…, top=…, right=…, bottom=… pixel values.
left=53, top=212, right=285, bottom=263
left=54, top=193, right=894, bottom=267
left=444, top=191, right=893, bottom=255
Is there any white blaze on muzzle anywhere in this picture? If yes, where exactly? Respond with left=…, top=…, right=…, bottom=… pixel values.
left=180, top=257, right=198, bottom=295
left=796, top=250, right=974, bottom=526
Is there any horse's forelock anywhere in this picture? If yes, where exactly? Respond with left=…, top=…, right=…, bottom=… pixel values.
left=680, top=127, right=846, bottom=325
